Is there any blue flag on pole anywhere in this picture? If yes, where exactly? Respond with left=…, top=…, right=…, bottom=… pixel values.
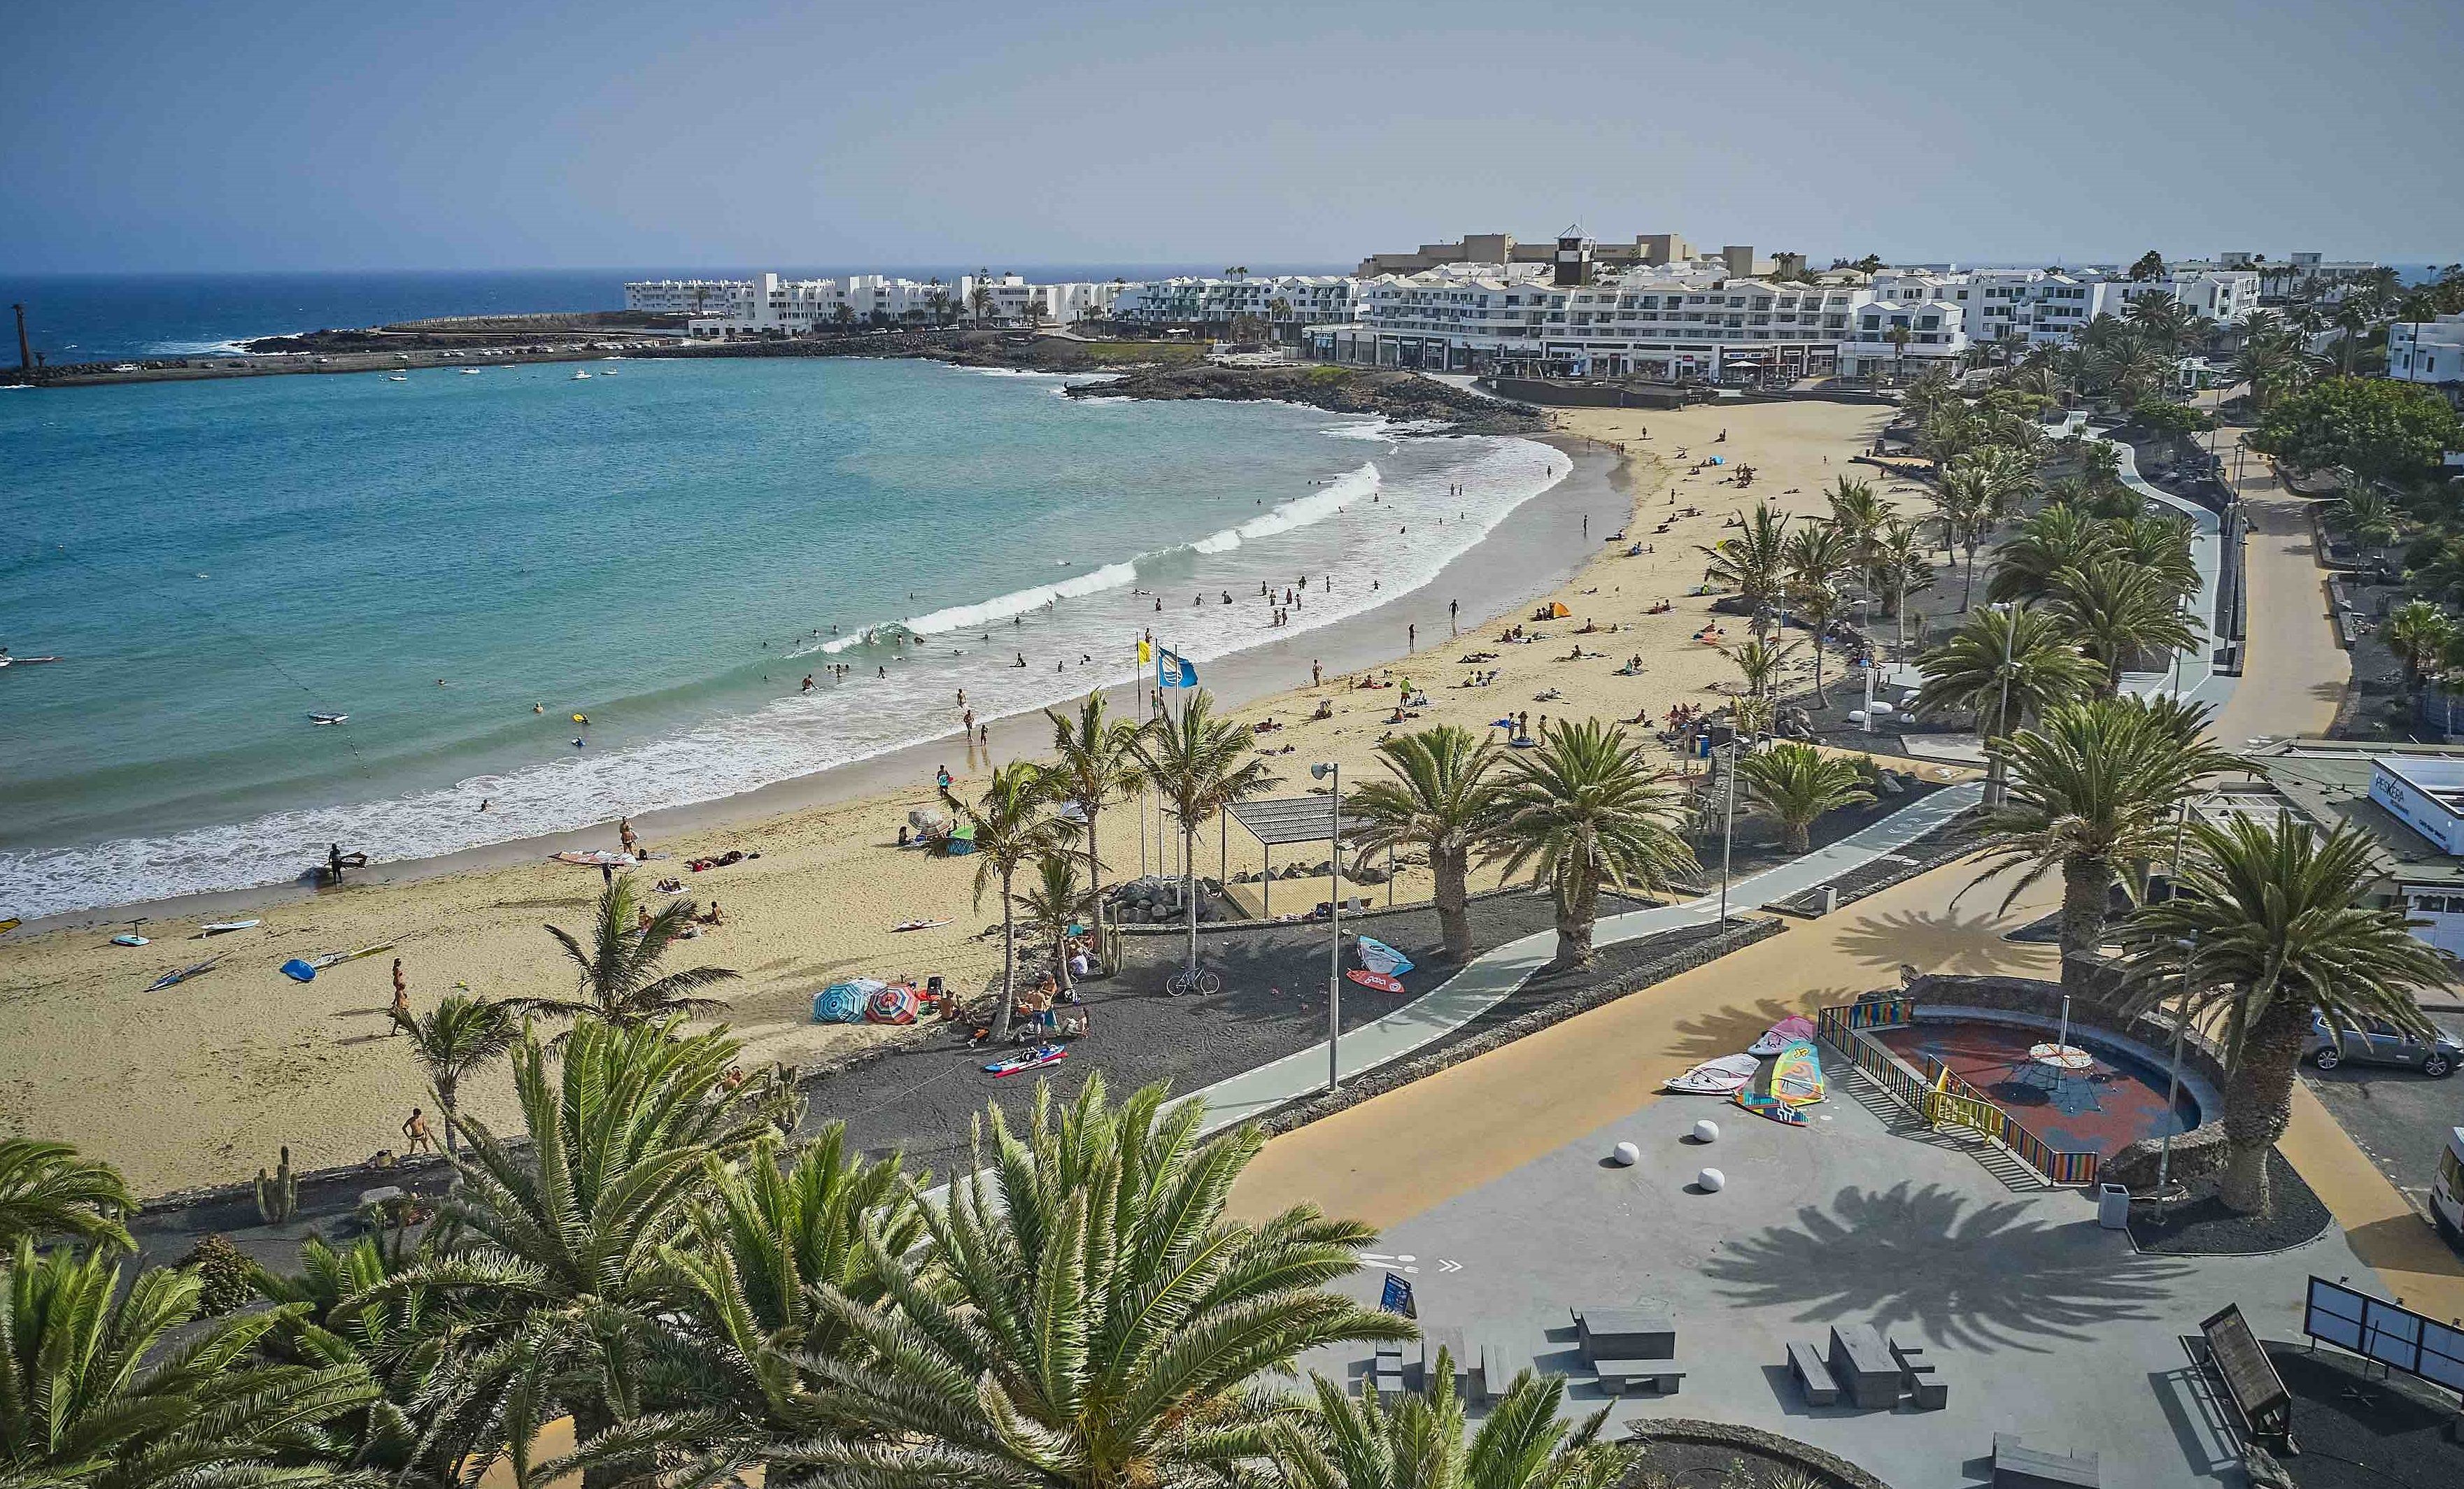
left=1156, top=647, right=1197, bottom=689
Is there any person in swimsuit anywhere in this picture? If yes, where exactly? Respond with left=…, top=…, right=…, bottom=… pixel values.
left=402, top=1108, right=437, bottom=1155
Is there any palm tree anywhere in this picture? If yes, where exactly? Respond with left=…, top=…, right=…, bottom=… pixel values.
left=2332, top=299, right=2370, bottom=375
left=362, top=1019, right=778, bottom=1489
left=246, top=1234, right=462, bottom=1488
left=404, top=994, right=520, bottom=1157
left=0, top=1240, right=377, bottom=1489
left=1043, top=692, right=1145, bottom=946
left=1783, top=522, right=1856, bottom=706
left=2118, top=815, right=2451, bottom=1216
left=0, top=1139, right=134, bottom=1253
left=1134, top=689, right=1275, bottom=995
left=942, top=760, right=1072, bottom=1040
left=645, top=1126, right=923, bottom=1479
left=2327, top=480, right=2400, bottom=555
left=1737, top=743, right=1875, bottom=855
left=1349, top=726, right=1504, bottom=963
left=1913, top=606, right=2103, bottom=806
left=2107, top=513, right=2204, bottom=604
left=2048, top=557, right=2202, bottom=694
left=1719, top=635, right=1801, bottom=699
left=1988, top=503, right=2111, bottom=606
left=1491, top=720, right=1697, bottom=966
left=1015, top=848, right=1096, bottom=995
left=1825, top=476, right=1888, bottom=562
left=1267, top=1353, right=1620, bottom=1489
left=1697, top=501, right=1791, bottom=634
left=1970, top=697, right=2240, bottom=988
left=521, top=873, right=738, bottom=1029
left=1864, top=517, right=1934, bottom=655
left=777, top=1077, right=1415, bottom=1488
left=1928, top=465, right=1990, bottom=608
left=2381, top=600, right=2457, bottom=692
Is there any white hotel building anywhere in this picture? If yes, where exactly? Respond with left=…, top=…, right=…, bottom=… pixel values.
left=1108, top=275, right=1356, bottom=340
left=623, top=273, right=1121, bottom=335
left=2390, top=313, right=2464, bottom=393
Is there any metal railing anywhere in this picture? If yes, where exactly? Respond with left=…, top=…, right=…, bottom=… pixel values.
left=1816, top=1000, right=2102, bottom=1187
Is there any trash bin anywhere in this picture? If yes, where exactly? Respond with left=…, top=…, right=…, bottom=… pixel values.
left=2097, top=1183, right=2131, bottom=1230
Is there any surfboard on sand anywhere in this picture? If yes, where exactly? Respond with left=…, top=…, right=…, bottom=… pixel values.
left=281, top=943, right=396, bottom=981
left=200, top=919, right=260, bottom=936
left=1345, top=969, right=1406, bottom=992
left=890, top=918, right=952, bottom=933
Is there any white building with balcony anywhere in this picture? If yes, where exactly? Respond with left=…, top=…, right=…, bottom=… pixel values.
left=1110, top=275, right=1357, bottom=341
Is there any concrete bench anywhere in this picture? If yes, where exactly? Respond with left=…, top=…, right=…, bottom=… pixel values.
left=1420, top=1326, right=1466, bottom=1392
left=1571, top=1306, right=1676, bottom=1362
left=1892, top=1341, right=1947, bottom=1410
left=1468, top=1339, right=1518, bottom=1404
left=1990, top=1433, right=2099, bottom=1487
left=1827, top=1323, right=1902, bottom=1410
left=1787, top=1341, right=1840, bottom=1406
left=1591, top=1358, right=1685, bottom=1395
left=1371, top=1344, right=1406, bottom=1397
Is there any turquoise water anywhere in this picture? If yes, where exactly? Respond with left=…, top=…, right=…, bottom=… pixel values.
left=0, top=357, right=1564, bottom=916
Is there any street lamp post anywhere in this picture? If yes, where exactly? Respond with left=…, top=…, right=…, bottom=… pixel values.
left=1310, top=760, right=1342, bottom=1093
left=2155, top=932, right=2198, bottom=1218
left=1718, top=731, right=1741, bottom=928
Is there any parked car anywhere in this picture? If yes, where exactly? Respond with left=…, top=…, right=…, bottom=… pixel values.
left=2309, top=1013, right=2461, bottom=1077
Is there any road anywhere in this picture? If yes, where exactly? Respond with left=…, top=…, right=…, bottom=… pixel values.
left=2300, top=1011, right=2464, bottom=1218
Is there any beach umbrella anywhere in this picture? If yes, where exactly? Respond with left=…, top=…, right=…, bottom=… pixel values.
left=865, top=984, right=919, bottom=1024
left=813, top=978, right=883, bottom=1023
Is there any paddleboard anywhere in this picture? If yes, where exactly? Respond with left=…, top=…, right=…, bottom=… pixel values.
left=1345, top=969, right=1406, bottom=992
left=111, top=933, right=150, bottom=947
left=983, top=1043, right=1068, bottom=1077
left=148, top=957, right=220, bottom=992
left=551, top=850, right=635, bottom=867
left=200, top=919, right=260, bottom=936
left=309, top=713, right=348, bottom=726
left=891, top=918, right=953, bottom=933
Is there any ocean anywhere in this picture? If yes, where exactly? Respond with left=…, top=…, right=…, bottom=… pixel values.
left=0, top=355, right=1564, bottom=918
left=0, top=266, right=1341, bottom=365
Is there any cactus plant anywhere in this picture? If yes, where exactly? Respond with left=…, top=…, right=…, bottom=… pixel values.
left=253, top=1145, right=297, bottom=1224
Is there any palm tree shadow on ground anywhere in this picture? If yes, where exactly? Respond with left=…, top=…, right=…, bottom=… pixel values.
left=1701, top=1180, right=2188, bottom=1353
left=1831, top=905, right=2058, bottom=979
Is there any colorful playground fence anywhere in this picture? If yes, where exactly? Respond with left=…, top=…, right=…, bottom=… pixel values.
left=1816, top=1000, right=2101, bottom=1188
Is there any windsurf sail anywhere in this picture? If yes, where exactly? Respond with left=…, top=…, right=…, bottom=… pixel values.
left=1733, top=1039, right=1826, bottom=1126
left=1355, top=935, right=1414, bottom=978
left=1748, top=1016, right=1818, bottom=1057
left=1664, top=1053, right=1760, bottom=1095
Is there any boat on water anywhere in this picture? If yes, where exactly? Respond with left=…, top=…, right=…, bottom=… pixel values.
left=459, top=368, right=482, bottom=376
left=571, top=370, right=593, bottom=380
left=0, top=655, right=62, bottom=668
left=385, top=373, right=409, bottom=382
left=309, top=712, right=348, bottom=725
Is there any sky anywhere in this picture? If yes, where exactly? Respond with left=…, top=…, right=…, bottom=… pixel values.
left=6, top=0, right=2460, bottom=275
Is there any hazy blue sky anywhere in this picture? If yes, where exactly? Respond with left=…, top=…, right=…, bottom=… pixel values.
left=8, top=0, right=2459, bottom=273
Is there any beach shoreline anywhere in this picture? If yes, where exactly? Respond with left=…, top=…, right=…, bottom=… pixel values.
left=0, top=396, right=1902, bottom=1196
left=4, top=433, right=1631, bottom=938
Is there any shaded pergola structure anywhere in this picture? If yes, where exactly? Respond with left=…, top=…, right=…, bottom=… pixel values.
left=1224, top=793, right=1390, bottom=917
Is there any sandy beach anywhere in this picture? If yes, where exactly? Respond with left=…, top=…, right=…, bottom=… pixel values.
left=0, top=395, right=1903, bottom=1196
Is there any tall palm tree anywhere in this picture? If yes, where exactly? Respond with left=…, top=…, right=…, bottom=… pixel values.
left=2118, top=815, right=2451, bottom=1216
left=943, top=760, right=1073, bottom=1040
left=1697, top=501, right=1792, bottom=634
left=1015, top=848, right=1096, bottom=995
left=1043, top=693, right=1145, bottom=946
left=1969, top=697, right=2240, bottom=988
left=1913, top=605, right=2102, bottom=805
left=1737, top=743, right=1875, bottom=855
left=1929, top=464, right=1992, bottom=608
left=2107, top=513, right=2204, bottom=604
left=1267, top=1353, right=1620, bottom=1489
left=1134, top=689, right=1275, bottom=995
left=1987, top=502, right=2111, bottom=606
left=777, top=1077, right=1415, bottom=1489
left=0, top=1140, right=134, bottom=1254
left=1349, top=726, right=1504, bottom=963
left=1492, top=720, right=1697, bottom=966
left=2381, top=600, right=2457, bottom=692
left=2048, top=556, right=2202, bottom=694
left=0, top=1240, right=377, bottom=1489
left=2327, top=480, right=2401, bottom=555
left=1864, top=517, right=1934, bottom=655
left=362, top=1019, right=778, bottom=1489
left=1783, top=522, right=1856, bottom=706
left=404, top=993, right=520, bottom=1156
left=1825, top=476, right=1888, bottom=560
left=521, top=874, right=738, bottom=1029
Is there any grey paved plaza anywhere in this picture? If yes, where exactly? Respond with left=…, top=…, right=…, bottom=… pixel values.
left=1305, top=1048, right=2370, bottom=1488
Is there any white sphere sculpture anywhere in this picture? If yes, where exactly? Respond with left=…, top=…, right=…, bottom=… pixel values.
left=1846, top=708, right=1868, bottom=725
left=1693, top=1118, right=1720, bottom=1144
left=1697, top=1167, right=1727, bottom=1192
left=1611, top=1141, right=1641, bottom=1167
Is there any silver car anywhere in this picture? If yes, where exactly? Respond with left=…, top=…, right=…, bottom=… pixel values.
left=2309, top=1013, right=2461, bottom=1078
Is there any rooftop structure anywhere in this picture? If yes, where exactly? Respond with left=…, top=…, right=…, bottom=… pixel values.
left=2390, top=313, right=2464, bottom=389
left=2237, top=739, right=2464, bottom=959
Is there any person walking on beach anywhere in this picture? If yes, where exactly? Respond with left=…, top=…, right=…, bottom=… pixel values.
left=402, top=1108, right=436, bottom=1156
left=1311, top=660, right=1322, bottom=687
left=1450, top=599, right=1459, bottom=631
left=619, top=818, right=639, bottom=856
left=1408, top=623, right=1416, bottom=651
left=388, top=959, right=412, bottom=1036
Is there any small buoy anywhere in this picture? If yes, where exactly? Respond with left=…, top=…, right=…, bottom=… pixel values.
left=1610, top=1141, right=1640, bottom=1167
left=1697, top=1167, right=1726, bottom=1192
left=1693, top=1119, right=1720, bottom=1144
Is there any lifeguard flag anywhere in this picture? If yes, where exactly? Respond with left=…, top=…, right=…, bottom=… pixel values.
left=1137, top=639, right=1152, bottom=666
left=1156, top=647, right=1198, bottom=689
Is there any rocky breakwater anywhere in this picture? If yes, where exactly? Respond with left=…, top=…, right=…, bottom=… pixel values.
left=1065, top=362, right=1549, bottom=436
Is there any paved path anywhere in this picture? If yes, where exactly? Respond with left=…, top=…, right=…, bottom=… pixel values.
left=1182, top=781, right=1981, bottom=1136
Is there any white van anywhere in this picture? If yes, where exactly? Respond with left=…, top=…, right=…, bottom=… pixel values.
left=2435, top=1127, right=2464, bottom=1243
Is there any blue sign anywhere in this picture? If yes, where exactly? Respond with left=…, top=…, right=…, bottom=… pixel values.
left=1380, top=1271, right=1417, bottom=1319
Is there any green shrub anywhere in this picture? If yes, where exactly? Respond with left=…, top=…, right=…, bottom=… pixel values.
left=179, top=1233, right=255, bottom=1316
